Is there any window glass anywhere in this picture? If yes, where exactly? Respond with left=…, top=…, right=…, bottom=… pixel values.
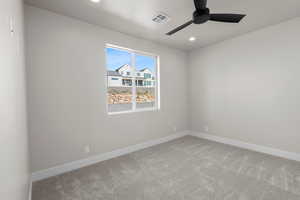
left=135, top=54, right=156, bottom=110
left=106, top=48, right=132, bottom=113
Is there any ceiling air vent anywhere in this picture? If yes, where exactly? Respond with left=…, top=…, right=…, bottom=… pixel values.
left=152, top=12, right=170, bottom=24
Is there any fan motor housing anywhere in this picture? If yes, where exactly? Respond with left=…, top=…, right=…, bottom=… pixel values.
left=193, top=8, right=210, bottom=24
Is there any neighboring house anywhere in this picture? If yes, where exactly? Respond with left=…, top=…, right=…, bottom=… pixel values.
left=107, top=64, right=155, bottom=87
left=107, top=71, right=123, bottom=87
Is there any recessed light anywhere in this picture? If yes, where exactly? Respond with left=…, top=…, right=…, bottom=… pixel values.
left=90, top=0, right=100, bottom=3
left=189, top=37, right=196, bottom=42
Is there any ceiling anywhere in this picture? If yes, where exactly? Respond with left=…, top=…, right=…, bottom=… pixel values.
left=25, top=0, right=300, bottom=51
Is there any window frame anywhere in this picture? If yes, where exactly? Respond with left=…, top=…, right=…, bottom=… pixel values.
left=105, top=44, right=160, bottom=115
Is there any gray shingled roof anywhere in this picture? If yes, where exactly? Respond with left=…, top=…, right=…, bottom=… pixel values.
left=108, top=65, right=153, bottom=77
left=107, top=71, right=122, bottom=76
left=140, top=68, right=149, bottom=72
left=116, top=64, right=129, bottom=72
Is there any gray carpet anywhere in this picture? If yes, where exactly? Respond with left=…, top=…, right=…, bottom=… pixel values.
left=32, top=136, right=300, bottom=200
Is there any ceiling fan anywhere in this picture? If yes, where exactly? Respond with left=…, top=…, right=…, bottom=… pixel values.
left=166, top=0, right=246, bottom=35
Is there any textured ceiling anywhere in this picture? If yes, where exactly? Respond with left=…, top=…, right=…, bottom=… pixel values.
left=25, top=0, right=300, bottom=50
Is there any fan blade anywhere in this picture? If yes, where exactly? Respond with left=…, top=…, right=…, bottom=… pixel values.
left=194, top=0, right=207, bottom=10
left=166, top=20, right=193, bottom=35
left=209, top=14, right=246, bottom=23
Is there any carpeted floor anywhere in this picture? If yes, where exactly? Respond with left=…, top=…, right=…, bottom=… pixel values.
left=32, top=136, right=300, bottom=200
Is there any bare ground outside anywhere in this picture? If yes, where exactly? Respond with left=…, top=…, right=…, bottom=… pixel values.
left=107, top=87, right=155, bottom=112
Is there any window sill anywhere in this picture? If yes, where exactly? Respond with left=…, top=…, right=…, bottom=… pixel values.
left=108, top=107, right=159, bottom=116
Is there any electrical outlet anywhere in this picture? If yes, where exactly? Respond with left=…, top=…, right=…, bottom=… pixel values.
left=204, top=126, right=209, bottom=132
left=84, top=145, right=90, bottom=154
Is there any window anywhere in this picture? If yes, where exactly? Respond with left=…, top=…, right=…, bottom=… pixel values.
left=144, top=73, right=151, bottom=79
left=106, top=44, right=159, bottom=114
left=122, top=79, right=132, bottom=86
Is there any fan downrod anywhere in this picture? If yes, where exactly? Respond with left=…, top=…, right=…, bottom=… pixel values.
left=193, top=8, right=210, bottom=24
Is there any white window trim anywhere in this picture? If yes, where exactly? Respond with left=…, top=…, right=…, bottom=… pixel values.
left=105, top=44, right=160, bottom=115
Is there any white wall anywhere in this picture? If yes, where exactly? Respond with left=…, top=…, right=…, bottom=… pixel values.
left=0, top=0, right=30, bottom=199
left=107, top=76, right=122, bottom=87
left=188, top=17, right=300, bottom=154
left=25, top=6, right=188, bottom=172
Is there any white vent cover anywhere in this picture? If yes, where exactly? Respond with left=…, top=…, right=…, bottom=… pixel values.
left=152, top=12, right=170, bottom=24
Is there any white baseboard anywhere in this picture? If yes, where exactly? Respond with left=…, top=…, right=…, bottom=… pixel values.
left=189, top=131, right=300, bottom=162
left=31, top=131, right=188, bottom=182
